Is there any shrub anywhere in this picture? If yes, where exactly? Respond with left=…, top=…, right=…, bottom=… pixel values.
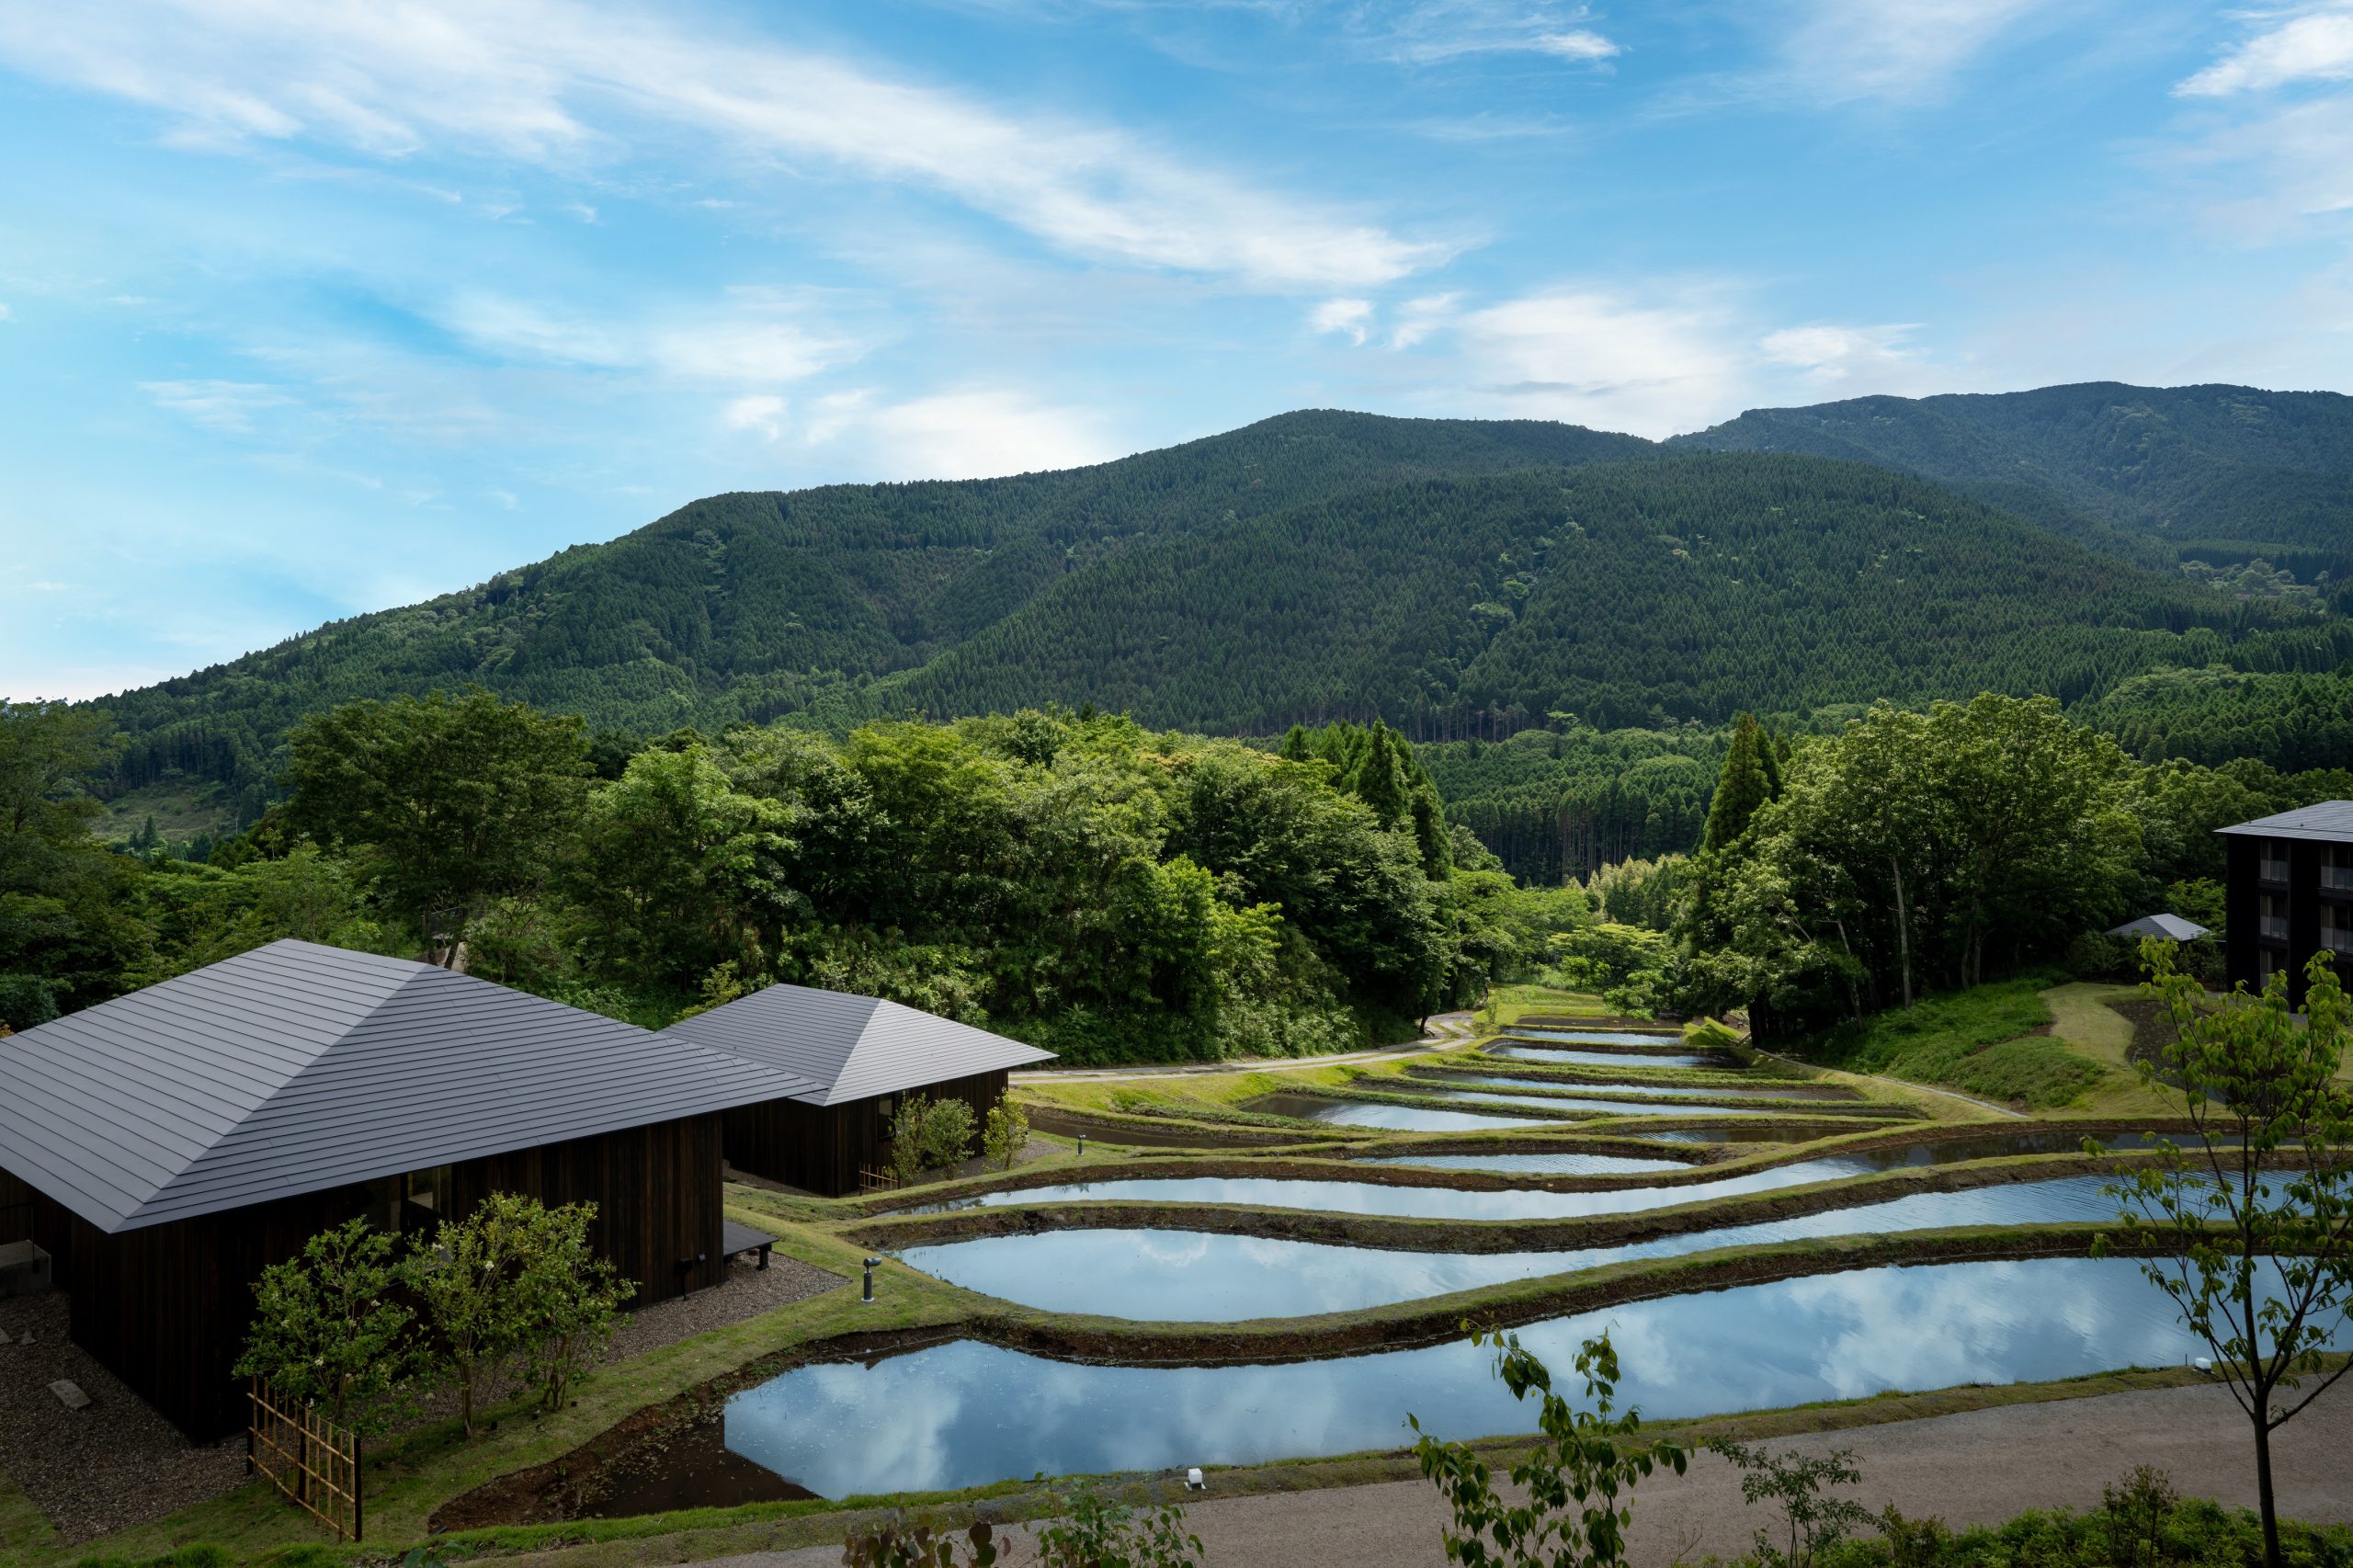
left=233, top=1217, right=421, bottom=1436
left=920, top=1097, right=978, bottom=1170
left=983, top=1097, right=1029, bottom=1171
left=1036, top=1479, right=1201, bottom=1568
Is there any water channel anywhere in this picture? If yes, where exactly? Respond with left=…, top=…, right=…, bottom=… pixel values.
left=895, top=1176, right=2126, bottom=1319
left=717, top=1257, right=2315, bottom=1498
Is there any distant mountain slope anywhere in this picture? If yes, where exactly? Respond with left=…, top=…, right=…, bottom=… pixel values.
left=1674, top=381, right=2353, bottom=586
left=93, top=389, right=2353, bottom=806
left=105, top=411, right=1649, bottom=793
left=888, top=453, right=2343, bottom=733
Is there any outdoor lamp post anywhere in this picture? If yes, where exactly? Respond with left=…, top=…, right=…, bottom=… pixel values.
left=1076, top=1132, right=1086, bottom=1158
left=863, top=1256, right=881, bottom=1303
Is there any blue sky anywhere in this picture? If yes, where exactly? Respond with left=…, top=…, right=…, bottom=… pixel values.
left=4, top=0, right=2350, bottom=701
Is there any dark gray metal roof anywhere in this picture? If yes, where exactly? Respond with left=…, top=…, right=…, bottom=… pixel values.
left=663, top=982, right=1053, bottom=1108
left=2108, top=913, right=2211, bottom=941
left=2216, top=801, right=2353, bottom=843
left=0, top=940, right=823, bottom=1234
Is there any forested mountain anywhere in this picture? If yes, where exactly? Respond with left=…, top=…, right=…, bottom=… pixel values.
left=103, top=411, right=1646, bottom=801
left=91, top=391, right=2353, bottom=819
left=890, top=454, right=2342, bottom=730
left=1675, top=381, right=2353, bottom=591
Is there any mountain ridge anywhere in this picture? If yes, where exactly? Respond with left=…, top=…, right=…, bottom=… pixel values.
left=89, top=386, right=2353, bottom=809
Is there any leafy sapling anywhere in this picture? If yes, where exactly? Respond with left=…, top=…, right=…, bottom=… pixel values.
left=2097, top=943, right=2353, bottom=1568
left=1709, top=1437, right=1869, bottom=1568
left=1413, top=1329, right=1686, bottom=1568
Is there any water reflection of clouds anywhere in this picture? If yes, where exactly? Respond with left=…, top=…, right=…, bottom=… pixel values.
left=902, top=1179, right=2138, bottom=1319
left=722, top=1259, right=2305, bottom=1498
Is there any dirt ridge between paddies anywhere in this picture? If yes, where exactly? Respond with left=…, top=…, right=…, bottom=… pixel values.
left=833, top=1147, right=2191, bottom=1256
left=838, top=1116, right=2220, bottom=1218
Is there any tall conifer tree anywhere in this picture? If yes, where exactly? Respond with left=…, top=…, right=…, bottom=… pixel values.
left=1702, top=713, right=1771, bottom=850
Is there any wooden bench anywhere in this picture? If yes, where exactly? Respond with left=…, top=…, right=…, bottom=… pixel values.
left=721, top=1220, right=775, bottom=1271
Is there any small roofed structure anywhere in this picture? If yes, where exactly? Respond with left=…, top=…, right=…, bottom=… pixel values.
left=0, top=940, right=817, bottom=1438
left=665, top=983, right=1054, bottom=1195
left=2107, top=913, right=2211, bottom=942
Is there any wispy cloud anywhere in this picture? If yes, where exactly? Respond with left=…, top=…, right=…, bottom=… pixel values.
left=1758, top=321, right=1926, bottom=386
left=2178, top=5, right=2353, bottom=97
left=2158, top=5, right=2353, bottom=236
left=0, top=0, right=1443, bottom=289
left=1454, top=284, right=1751, bottom=437
left=1346, top=1, right=1620, bottom=65
left=1766, top=0, right=2047, bottom=106
left=1310, top=297, right=1374, bottom=344
left=722, top=393, right=788, bottom=442
left=139, top=379, right=299, bottom=433
left=801, top=386, right=1120, bottom=480
left=435, top=290, right=862, bottom=385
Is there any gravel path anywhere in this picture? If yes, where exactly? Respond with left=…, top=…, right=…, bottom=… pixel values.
left=0, top=1245, right=844, bottom=1544
left=712, top=1379, right=2352, bottom=1568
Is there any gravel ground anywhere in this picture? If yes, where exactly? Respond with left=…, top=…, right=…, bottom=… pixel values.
left=0, top=1244, right=844, bottom=1544
left=716, top=1378, right=2353, bottom=1568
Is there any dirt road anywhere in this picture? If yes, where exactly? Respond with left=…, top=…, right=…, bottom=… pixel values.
left=709, top=1379, right=2349, bottom=1567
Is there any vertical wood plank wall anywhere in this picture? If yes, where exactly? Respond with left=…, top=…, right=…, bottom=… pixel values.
left=0, top=1111, right=725, bottom=1441
left=724, top=1070, right=1010, bottom=1195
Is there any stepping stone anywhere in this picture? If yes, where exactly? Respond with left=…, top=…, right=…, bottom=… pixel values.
left=50, top=1379, right=89, bottom=1410
left=0, top=1327, right=13, bottom=1345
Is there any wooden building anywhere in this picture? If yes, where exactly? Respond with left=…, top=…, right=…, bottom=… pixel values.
left=2219, top=801, right=2353, bottom=1009
left=665, top=983, right=1053, bottom=1195
left=0, top=940, right=818, bottom=1439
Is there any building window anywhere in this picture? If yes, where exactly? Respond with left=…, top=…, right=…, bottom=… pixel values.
left=2260, top=893, right=2290, bottom=943
left=362, top=1166, right=456, bottom=1236
left=2260, top=844, right=2290, bottom=883
left=2325, top=845, right=2353, bottom=893
left=2325, top=908, right=2353, bottom=955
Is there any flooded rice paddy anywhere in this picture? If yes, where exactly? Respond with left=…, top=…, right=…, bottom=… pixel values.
left=721, top=1257, right=2312, bottom=1497
left=1510, top=1028, right=1688, bottom=1046
left=895, top=1176, right=2124, bottom=1318
left=1426, top=1073, right=1837, bottom=1101
left=1354, top=1150, right=1697, bottom=1175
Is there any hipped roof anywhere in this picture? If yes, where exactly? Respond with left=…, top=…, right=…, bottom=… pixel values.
left=0, top=940, right=822, bottom=1234
left=2216, top=801, right=2353, bottom=844
left=663, top=982, right=1053, bottom=1107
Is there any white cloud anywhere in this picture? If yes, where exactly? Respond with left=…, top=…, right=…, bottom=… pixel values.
left=436, top=290, right=859, bottom=384
left=1347, top=1, right=1621, bottom=65
left=1773, top=0, right=2045, bottom=106
left=1310, top=297, right=1374, bottom=344
left=1455, top=285, right=1753, bottom=437
left=139, top=379, right=299, bottom=433
left=1392, top=290, right=1461, bottom=348
left=2179, top=6, right=2353, bottom=97
left=0, top=0, right=1442, bottom=289
left=723, top=393, right=788, bottom=441
left=0, top=301, right=12, bottom=320
left=804, top=387, right=1119, bottom=480
left=1758, top=321, right=1925, bottom=385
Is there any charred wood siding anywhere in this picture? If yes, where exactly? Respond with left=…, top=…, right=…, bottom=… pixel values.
left=0, top=1112, right=724, bottom=1441
left=725, top=1070, right=1009, bottom=1196
left=446, top=1112, right=727, bottom=1307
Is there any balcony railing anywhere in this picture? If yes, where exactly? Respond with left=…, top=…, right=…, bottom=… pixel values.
left=2325, top=866, right=2353, bottom=892
left=2326, top=929, right=2353, bottom=955
left=2260, top=917, right=2290, bottom=941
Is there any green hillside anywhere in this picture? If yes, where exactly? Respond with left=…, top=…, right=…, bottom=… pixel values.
left=104, top=410, right=1646, bottom=800
left=1675, top=381, right=2353, bottom=589
left=90, top=392, right=2353, bottom=819
left=889, top=454, right=2343, bottom=730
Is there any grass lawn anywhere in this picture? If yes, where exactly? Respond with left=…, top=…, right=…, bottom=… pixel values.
left=1479, top=983, right=1608, bottom=1027
left=2041, top=983, right=2174, bottom=1116
left=1797, top=979, right=2112, bottom=1111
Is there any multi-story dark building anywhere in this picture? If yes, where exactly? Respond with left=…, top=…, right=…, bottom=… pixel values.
left=2218, top=801, right=2353, bottom=1008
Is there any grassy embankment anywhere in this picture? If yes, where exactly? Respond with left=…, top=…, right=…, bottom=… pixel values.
left=1477, top=983, right=1610, bottom=1027
left=1794, top=978, right=2176, bottom=1115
